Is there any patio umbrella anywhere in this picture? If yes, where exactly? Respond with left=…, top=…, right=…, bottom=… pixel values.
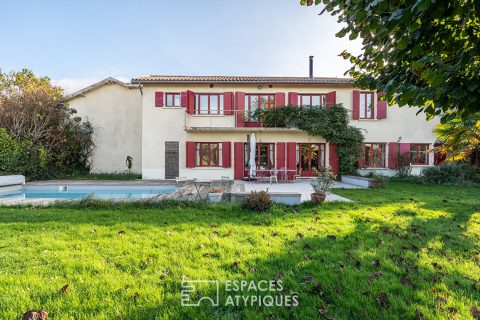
left=249, top=133, right=256, bottom=177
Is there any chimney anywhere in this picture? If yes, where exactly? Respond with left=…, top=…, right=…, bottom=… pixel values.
left=309, top=56, right=314, bottom=78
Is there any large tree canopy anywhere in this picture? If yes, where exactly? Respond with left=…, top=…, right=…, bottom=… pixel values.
left=301, top=0, right=480, bottom=122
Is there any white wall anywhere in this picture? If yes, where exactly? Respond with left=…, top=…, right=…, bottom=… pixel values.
left=69, top=84, right=143, bottom=173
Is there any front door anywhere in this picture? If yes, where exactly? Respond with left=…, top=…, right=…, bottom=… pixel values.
left=298, top=143, right=325, bottom=176
left=165, top=141, right=179, bottom=179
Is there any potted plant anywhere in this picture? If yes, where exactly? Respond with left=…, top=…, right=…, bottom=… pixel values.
left=208, top=188, right=224, bottom=203
left=310, top=166, right=336, bottom=204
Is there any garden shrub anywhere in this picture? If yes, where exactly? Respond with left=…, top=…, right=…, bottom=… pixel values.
left=243, top=191, right=273, bottom=212
left=0, top=128, right=20, bottom=173
left=421, top=163, right=480, bottom=185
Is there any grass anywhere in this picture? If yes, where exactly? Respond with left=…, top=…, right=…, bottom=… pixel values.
left=0, top=182, right=479, bottom=319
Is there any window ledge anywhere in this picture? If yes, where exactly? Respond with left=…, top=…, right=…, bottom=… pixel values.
left=361, top=167, right=388, bottom=170
left=191, top=167, right=225, bottom=170
left=162, top=107, right=183, bottom=109
left=358, top=118, right=378, bottom=121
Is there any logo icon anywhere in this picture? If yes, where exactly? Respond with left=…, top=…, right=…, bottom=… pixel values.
left=181, top=280, right=220, bottom=307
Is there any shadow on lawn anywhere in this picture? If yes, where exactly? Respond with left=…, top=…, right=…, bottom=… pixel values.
left=116, top=199, right=480, bottom=319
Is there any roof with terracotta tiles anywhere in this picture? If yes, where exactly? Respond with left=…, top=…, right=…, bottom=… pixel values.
left=131, top=75, right=354, bottom=85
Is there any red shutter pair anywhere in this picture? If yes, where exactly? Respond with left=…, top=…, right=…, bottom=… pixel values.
left=186, top=142, right=232, bottom=168
left=352, top=91, right=387, bottom=119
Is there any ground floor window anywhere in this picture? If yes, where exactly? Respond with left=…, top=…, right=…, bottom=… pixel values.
left=195, top=143, right=222, bottom=167
left=363, top=143, right=386, bottom=167
left=244, top=143, right=275, bottom=170
left=296, top=143, right=325, bottom=176
left=410, top=144, right=429, bottom=165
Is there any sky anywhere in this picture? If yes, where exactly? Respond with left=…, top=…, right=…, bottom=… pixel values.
left=1, top=0, right=362, bottom=93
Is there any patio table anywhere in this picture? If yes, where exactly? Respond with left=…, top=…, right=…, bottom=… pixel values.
left=192, top=179, right=212, bottom=200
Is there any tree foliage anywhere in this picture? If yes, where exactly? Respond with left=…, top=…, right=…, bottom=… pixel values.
left=301, top=0, right=480, bottom=121
left=257, top=105, right=364, bottom=175
left=0, top=69, right=94, bottom=179
left=434, top=112, right=480, bottom=166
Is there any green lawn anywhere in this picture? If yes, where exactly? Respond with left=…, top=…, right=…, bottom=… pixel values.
left=0, top=182, right=479, bottom=319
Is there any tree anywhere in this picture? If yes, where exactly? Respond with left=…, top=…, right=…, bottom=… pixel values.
left=0, top=69, right=94, bottom=179
left=301, top=0, right=480, bottom=122
left=434, top=113, right=480, bottom=166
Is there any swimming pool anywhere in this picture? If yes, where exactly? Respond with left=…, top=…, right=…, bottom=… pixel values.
left=0, top=185, right=177, bottom=200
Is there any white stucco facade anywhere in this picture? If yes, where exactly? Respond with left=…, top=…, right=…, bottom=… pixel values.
left=67, top=76, right=439, bottom=179
left=68, top=79, right=143, bottom=173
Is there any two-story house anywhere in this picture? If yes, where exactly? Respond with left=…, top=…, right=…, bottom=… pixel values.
left=67, top=75, right=438, bottom=180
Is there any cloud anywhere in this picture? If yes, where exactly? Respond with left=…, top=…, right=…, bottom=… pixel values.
left=52, top=76, right=130, bottom=94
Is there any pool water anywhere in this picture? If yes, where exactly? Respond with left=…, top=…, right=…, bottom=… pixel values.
left=1, top=185, right=177, bottom=200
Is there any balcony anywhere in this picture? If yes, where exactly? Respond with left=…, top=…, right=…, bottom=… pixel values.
left=184, top=110, right=302, bottom=132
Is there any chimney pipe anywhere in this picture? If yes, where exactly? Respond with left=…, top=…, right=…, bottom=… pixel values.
left=309, top=56, right=314, bottom=78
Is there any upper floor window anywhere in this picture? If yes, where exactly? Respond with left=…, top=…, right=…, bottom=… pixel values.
left=195, top=142, right=222, bottom=167
left=299, top=94, right=326, bottom=108
left=195, top=94, right=224, bottom=115
left=410, top=144, right=429, bottom=165
left=360, top=92, right=374, bottom=119
left=165, top=93, right=181, bottom=107
left=364, top=143, right=386, bottom=167
left=244, top=95, right=275, bottom=122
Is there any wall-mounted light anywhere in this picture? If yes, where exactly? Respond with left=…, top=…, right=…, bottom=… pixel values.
left=210, top=84, right=214, bottom=88
left=257, top=85, right=262, bottom=90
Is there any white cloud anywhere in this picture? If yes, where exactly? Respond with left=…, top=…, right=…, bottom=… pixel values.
left=52, top=76, right=130, bottom=94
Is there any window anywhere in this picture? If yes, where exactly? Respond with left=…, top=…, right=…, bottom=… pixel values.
left=165, top=93, right=181, bottom=107
left=296, top=144, right=326, bottom=176
left=244, top=143, right=275, bottom=170
left=363, top=143, right=386, bottom=167
left=410, top=144, right=429, bottom=165
left=194, top=94, right=224, bottom=115
left=244, top=95, right=275, bottom=122
left=360, top=92, right=374, bottom=119
left=299, top=94, right=326, bottom=108
left=195, top=143, right=222, bottom=167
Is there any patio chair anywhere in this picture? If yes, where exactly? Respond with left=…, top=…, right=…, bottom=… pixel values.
left=269, top=169, right=278, bottom=184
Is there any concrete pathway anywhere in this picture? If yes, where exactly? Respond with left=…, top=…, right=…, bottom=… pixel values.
left=241, top=180, right=362, bottom=202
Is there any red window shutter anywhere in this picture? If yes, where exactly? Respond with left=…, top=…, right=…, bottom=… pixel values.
left=377, top=92, right=387, bottom=119
left=286, top=142, right=297, bottom=180
left=222, top=142, right=231, bottom=168
left=329, top=144, right=339, bottom=175
left=352, top=90, right=360, bottom=120
left=325, top=91, right=336, bottom=108
left=224, top=92, right=233, bottom=115
left=235, top=92, right=245, bottom=127
left=276, top=142, right=286, bottom=169
left=274, top=92, right=285, bottom=107
left=234, top=142, right=245, bottom=179
left=155, top=92, right=164, bottom=107
left=387, top=142, right=399, bottom=169
left=399, top=143, right=410, bottom=164
left=288, top=92, right=298, bottom=106
left=186, top=141, right=196, bottom=168
left=180, top=92, right=188, bottom=108
left=187, top=90, right=195, bottom=114
left=358, top=144, right=366, bottom=168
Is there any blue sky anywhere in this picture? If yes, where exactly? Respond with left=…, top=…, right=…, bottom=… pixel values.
left=1, top=0, right=361, bottom=92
